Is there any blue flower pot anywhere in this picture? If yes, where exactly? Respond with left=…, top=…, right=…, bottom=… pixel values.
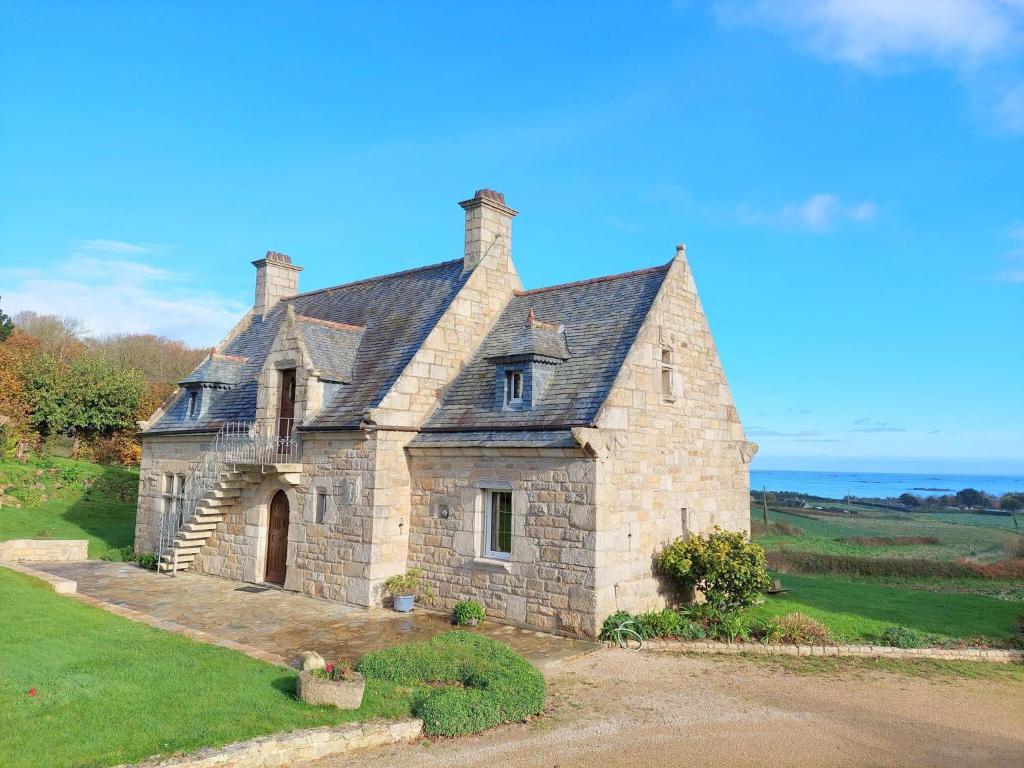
left=393, top=594, right=415, bottom=612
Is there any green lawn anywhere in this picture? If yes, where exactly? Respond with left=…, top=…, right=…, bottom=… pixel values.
left=0, top=457, right=138, bottom=558
left=0, top=568, right=416, bottom=768
left=746, top=572, right=1022, bottom=646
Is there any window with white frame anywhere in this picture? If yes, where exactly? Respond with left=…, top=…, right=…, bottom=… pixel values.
left=504, top=369, right=524, bottom=405
left=484, top=489, right=513, bottom=559
left=160, top=473, right=185, bottom=522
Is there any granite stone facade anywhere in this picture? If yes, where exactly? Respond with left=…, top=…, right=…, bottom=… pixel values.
left=136, top=190, right=754, bottom=637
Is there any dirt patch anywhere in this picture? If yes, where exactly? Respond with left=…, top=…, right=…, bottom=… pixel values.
left=304, top=649, right=1024, bottom=768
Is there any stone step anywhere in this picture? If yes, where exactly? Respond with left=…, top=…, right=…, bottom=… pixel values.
left=197, top=497, right=234, bottom=508
left=178, top=528, right=213, bottom=540
left=209, top=489, right=241, bottom=499
left=183, top=522, right=218, bottom=533
left=160, top=552, right=195, bottom=564
left=171, top=542, right=203, bottom=554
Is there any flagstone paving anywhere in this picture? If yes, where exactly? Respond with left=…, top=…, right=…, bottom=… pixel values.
left=34, top=561, right=600, bottom=670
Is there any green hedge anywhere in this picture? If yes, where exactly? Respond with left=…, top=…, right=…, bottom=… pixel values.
left=356, top=631, right=545, bottom=736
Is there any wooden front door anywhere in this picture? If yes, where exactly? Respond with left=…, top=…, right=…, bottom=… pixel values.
left=265, top=491, right=289, bottom=585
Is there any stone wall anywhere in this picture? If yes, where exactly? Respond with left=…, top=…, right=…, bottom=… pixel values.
left=135, top=433, right=211, bottom=553
left=0, top=539, right=88, bottom=562
left=406, top=446, right=599, bottom=636
left=591, top=247, right=756, bottom=620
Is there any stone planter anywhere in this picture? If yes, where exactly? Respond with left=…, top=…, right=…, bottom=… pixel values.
left=297, top=670, right=365, bottom=709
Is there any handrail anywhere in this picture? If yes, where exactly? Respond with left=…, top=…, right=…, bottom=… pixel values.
left=156, top=418, right=299, bottom=571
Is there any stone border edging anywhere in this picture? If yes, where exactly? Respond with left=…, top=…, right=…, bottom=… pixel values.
left=637, top=639, right=1024, bottom=663
left=119, top=718, right=423, bottom=768
left=0, top=561, right=294, bottom=669
left=0, top=560, right=78, bottom=594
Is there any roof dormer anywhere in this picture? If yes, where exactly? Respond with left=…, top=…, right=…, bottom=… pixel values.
left=485, top=309, right=570, bottom=411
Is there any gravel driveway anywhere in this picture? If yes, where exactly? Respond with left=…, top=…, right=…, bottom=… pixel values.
left=304, top=649, right=1023, bottom=768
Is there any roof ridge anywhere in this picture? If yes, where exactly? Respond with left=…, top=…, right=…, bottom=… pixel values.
left=294, top=314, right=365, bottom=332
left=285, top=258, right=464, bottom=301
left=515, top=261, right=671, bottom=297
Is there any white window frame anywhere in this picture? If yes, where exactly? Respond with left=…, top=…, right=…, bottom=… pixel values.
left=160, top=473, right=185, bottom=520
left=483, top=489, right=513, bottom=560
left=504, top=370, right=524, bottom=405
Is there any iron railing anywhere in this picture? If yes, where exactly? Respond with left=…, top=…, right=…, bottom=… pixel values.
left=156, top=418, right=299, bottom=570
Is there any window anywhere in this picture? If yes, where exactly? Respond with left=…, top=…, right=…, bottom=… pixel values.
left=315, top=490, right=328, bottom=524
left=161, top=473, right=185, bottom=523
left=504, top=370, right=524, bottom=405
left=187, top=391, right=199, bottom=419
left=485, top=490, right=513, bottom=559
left=660, top=347, right=676, bottom=403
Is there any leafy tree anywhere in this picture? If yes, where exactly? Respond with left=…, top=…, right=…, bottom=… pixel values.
left=13, top=310, right=86, bottom=363
left=955, top=488, right=989, bottom=509
left=1001, top=494, right=1024, bottom=529
left=655, top=527, right=771, bottom=614
left=898, top=493, right=922, bottom=508
left=22, top=353, right=144, bottom=437
left=0, top=297, right=13, bottom=341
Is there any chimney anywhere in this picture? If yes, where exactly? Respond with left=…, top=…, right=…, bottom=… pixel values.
left=252, top=251, right=302, bottom=317
left=458, top=189, right=517, bottom=273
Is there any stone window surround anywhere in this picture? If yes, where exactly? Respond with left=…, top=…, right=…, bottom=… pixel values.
left=158, top=472, right=186, bottom=518
left=483, top=489, right=513, bottom=560
left=241, top=481, right=302, bottom=587
left=659, top=345, right=678, bottom=404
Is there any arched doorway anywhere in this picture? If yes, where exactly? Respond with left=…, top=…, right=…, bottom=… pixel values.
left=265, top=491, right=289, bottom=585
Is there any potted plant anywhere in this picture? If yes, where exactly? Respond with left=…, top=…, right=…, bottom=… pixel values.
left=453, top=599, right=486, bottom=627
left=384, top=567, right=434, bottom=612
left=296, top=660, right=365, bottom=709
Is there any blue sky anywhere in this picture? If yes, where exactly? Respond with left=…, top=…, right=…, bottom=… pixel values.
left=1, top=1, right=1022, bottom=473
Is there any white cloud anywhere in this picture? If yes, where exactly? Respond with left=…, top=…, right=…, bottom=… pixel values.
left=717, top=0, right=1023, bottom=69
left=0, top=240, right=247, bottom=346
left=737, top=193, right=878, bottom=233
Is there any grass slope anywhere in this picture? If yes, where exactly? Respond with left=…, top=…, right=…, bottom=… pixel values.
left=0, top=457, right=138, bottom=558
left=746, top=572, right=1022, bottom=646
left=0, top=568, right=414, bottom=768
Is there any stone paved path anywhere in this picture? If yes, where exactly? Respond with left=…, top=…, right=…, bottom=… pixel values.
left=35, top=561, right=599, bottom=670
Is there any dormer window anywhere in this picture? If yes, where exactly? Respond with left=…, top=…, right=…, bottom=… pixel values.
left=187, top=390, right=200, bottom=419
left=505, top=370, right=524, bottom=405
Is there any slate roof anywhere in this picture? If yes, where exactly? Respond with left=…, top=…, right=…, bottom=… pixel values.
left=296, top=316, right=364, bottom=383
left=180, top=354, right=247, bottom=386
left=145, top=259, right=470, bottom=433
left=419, top=263, right=670, bottom=432
left=485, top=310, right=571, bottom=362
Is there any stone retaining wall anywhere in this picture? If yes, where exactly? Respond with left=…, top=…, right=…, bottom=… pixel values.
left=122, top=719, right=423, bottom=768
left=640, top=639, right=1024, bottom=663
left=0, top=539, right=88, bottom=562
left=0, top=560, right=78, bottom=593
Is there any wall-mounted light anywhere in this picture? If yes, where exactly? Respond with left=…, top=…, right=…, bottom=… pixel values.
left=438, top=505, right=450, bottom=519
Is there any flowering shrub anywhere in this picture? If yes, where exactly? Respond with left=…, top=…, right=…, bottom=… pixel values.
left=655, top=527, right=771, bottom=613
left=311, top=660, right=357, bottom=682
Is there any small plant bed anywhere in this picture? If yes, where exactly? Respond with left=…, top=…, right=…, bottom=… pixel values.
left=452, top=599, right=486, bottom=627
left=297, top=661, right=365, bottom=709
left=356, top=631, right=546, bottom=737
left=100, top=545, right=157, bottom=569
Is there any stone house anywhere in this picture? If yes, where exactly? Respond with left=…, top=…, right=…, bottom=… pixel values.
left=135, top=189, right=756, bottom=637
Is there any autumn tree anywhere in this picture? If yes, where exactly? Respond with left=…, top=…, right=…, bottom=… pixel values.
left=0, top=296, right=13, bottom=341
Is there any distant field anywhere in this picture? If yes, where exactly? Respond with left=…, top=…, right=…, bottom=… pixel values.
left=751, top=505, right=1019, bottom=563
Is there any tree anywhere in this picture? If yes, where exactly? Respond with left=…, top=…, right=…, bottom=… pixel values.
left=1001, top=494, right=1024, bottom=529
left=14, top=311, right=86, bottom=363
left=0, top=297, right=13, bottom=341
left=898, top=493, right=922, bottom=508
left=955, top=488, right=988, bottom=509
left=22, top=353, right=144, bottom=439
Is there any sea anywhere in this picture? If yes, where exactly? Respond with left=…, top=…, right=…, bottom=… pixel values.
left=750, top=470, right=1024, bottom=501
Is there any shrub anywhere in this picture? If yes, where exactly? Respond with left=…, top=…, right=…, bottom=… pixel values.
left=655, top=527, right=771, bottom=613
left=601, top=609, right=706, bottom=640
left=356, top=631, right=545, bottom=736
left=101, top=545, right=135, bottom=563
left=709, top=612, right=750, bottom=643
left=879, top=626, right=923, bottom=648
left=599, top=610, right=634, bottom=641
left=136, top=552, right=158, bottom=570
left=453, top=600, right=486, bottom=626
left=776, top=612, right=831, bottom=645
left=747, top=615, right=785, bottom=644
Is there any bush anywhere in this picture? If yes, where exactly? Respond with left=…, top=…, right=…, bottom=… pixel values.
left=655, top=527, right=771, bottom=612
left=747, top=615, right=785, bottom=644
left=879, top=626, right=923, bottom=648
left=100, top=545, right=135, bottom=563
left=356, top=631, right=545, bottom=736
left=453, top=600, right=486, bottom=626
left=709, top=612, right=750, bottom=643
left=599, top=610, right=634, bottom=641
left=776, top=612, right=831, bottom=645
left=136, top=552, right=158, bottom=570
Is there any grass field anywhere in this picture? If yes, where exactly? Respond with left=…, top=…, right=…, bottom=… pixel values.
left=746, top=572, right=1022, bottom=646
left=0, top=457, right=137, bottom=558
left=0, top=567, right=417, bottom=768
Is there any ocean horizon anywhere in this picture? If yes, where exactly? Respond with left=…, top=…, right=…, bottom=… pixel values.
left=750, top=469, right=1024, bottom=500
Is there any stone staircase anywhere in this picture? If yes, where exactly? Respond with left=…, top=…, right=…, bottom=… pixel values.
left=158, top=471, right=246, bottom=573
